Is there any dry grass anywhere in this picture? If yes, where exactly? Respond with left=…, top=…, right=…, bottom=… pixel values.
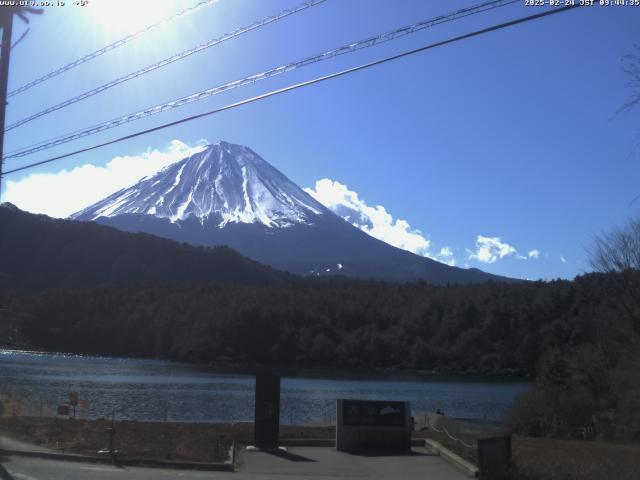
left=416, top=423, right=639, bottom=480
left=511, top=436, right=640, bottom=480
left=0, top=416, right=334, bottom=463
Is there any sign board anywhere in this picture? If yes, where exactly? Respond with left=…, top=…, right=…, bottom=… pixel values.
left=57, top=405, right=70, bottom=416
left=69, top=391, right=79, bottom=406
left=478, top=436, right=512, bottom=480
left=342, top=400, right=407, bottom=427
left=336, top=399, right=411, bottom=453
left=254, top=375, right=280, bottom=450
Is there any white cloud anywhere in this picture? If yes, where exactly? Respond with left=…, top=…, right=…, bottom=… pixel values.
left=468, top=235, right=518, bottom=264
left=3, top=139, right=207, bottom=218
left=437, top=247, right=456, bottom=266
left=305, top=178, right=454, bottom=264
left=560, top=255, right=567, bottom=263
left=466, top=236, right=542, bottom=264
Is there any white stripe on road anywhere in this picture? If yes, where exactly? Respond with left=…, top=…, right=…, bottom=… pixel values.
left=11, top=472, right=41, bottom=480
left=79, top=465, right=124, bottom=472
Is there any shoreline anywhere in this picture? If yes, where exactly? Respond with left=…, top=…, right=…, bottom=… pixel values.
left=0, top=347, right=532, bottom=383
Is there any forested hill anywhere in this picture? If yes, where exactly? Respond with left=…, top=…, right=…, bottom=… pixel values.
left=2, top=270, right=637, bottom=377
left=0, top=203, right=293, bottom=291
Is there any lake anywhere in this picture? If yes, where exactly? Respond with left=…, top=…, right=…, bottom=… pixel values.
left=0, top=349, right=530, bottom=424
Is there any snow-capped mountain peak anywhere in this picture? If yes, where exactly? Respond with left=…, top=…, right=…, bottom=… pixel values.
left=71, top=141, right=326, bottom=228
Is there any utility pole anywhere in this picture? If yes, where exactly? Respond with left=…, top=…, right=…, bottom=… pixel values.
left=0, top=10, right=14, bottom=195
left=0, top=7, right=42, bottom=194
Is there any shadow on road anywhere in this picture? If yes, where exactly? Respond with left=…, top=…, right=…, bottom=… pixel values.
left=263, top=449, right=317, bottom=462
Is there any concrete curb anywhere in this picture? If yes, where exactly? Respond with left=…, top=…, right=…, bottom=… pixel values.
left=0, top=463, right=15, bottom=480
left=0, top=448, right=233, bottom=471
left=423, top=439, right=478, bottom=478
left=277, top=438, right=426, bottom=448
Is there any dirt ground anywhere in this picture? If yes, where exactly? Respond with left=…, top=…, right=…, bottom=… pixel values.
left=0, top=416, right=335, bottom=463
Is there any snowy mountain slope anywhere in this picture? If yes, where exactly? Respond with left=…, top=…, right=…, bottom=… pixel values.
left=71, top=141, right=327, bottom=228
left=71, top=141, right=516, bottom=284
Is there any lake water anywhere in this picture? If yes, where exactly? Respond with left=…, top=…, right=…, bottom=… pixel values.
left=0, top=350, right=531, bottom=424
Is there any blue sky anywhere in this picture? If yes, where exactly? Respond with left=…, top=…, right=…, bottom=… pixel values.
left=1, top=0, right=639, bottom=280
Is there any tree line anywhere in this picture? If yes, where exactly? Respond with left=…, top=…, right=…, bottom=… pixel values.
left=1, top=271, right=637, bottom=380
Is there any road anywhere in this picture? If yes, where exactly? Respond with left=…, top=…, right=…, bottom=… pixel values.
left=1, top=456, right=223, bottom=480
left=236, top=446, right=468, bottom=479
left=1, top=446, right=469, bottom=480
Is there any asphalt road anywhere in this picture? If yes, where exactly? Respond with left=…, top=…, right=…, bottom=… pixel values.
left=0, top=456, right=222, bottom=480
left=237, top=446, right=468, bottom=479
left=0, top=446, right=469, bottom=480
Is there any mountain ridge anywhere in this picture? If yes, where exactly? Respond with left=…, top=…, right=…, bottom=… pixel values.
left=72, top=141, right=327, bottom=228
left=0, top=203, right=292, bottom=291
left=72, top=141, right=518, bottom=285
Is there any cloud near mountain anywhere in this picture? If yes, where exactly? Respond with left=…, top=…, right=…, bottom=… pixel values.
left=3, top=140, right=207, bottom=218
left=466, top=235, right=542, bottom=264
left=304, top=178, right=455, bottom=266
left=4, top=139, right=540, bottom=272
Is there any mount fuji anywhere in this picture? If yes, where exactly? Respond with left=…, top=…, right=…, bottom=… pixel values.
left=71, top=141, right=513, bottom=284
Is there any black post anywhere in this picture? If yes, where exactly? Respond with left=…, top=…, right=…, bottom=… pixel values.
left=0, top=12, right=13, bottom=193
left=478, top=436, right=512, bottom=480
left=254, top=374, right=280, bottom=450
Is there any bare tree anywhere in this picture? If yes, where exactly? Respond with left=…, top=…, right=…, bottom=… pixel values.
left=589, top=218, right=640, bottom=328
left=590, top=217, right=640, bottom=273
left=619, top=45, right=640, bottom=115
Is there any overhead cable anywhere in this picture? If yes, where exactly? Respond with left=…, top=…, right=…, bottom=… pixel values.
left=5, top=0, right=517, bottom=158
left=4, top=0, right=327, bottom=132
left=1, top=3, right=582, bottom=178
left=7, top=0, right=221, bottom=98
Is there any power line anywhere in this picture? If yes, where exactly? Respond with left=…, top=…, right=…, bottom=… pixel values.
left=1, top=3, right=582, bottom=178
left=0, top=7, right=44, bottom=195
left=5, top=0, right=518, bottom=159
left=10, top=27, right=30, bottom=50
left=7, top=0, right=220, bottom=98
left=4, top=0, right=327, bottom=132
